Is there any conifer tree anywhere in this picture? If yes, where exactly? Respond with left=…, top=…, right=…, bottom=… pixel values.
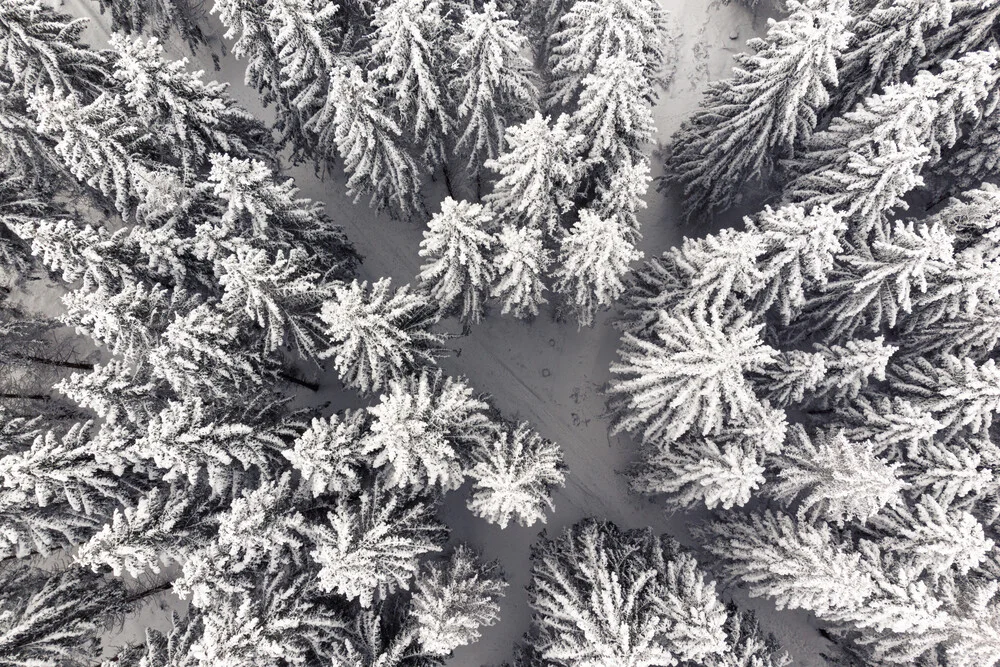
left=491, top=224, right=551, bottom=319
left=0, top=562, right=138, bottom=666
left=361, top=370, right=494, bottom=492
left=417, top=198, right=496, bottom=326
left=553, top=209, right=642, bottom=327
left=369, top=0, right=452, bottom=169
left=282, top=412, right=369, bottom=497
left=411, top=546, right=507, bottom=655
left=666, top=0, right=851, bottom=220
left=330, top=65, right=426, bottom=220
left=452, top=2, right=538, bottom=178
left=320, top=278, right=444, bottom=394
left=524, top=520, right=729, bottom=666
left=545, top=0, right=665, bottom=106
left=484, top=113, right=583, bottom=234
left=610, top=311, right=777, bottom=443
left=466, top=422, right=566, bottom=528
left=94, top=0, right=208, bottom=52
left=568, top=53, right=655, bottom=189
left=307, top=480, right=448, bottom=607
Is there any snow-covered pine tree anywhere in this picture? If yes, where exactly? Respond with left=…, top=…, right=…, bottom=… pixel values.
left=94, top=0, right=208, bottom=52
left=411, top=545, right=507, bottom=656
left=484, top=113, right=583, bottom=235
left=211, top=0, right=342, bottom=166
left=666, top=0, right=851, bottom=221
left=361, top=370, right=494, bottom=492
left=417, top=197, right=496, bottom=326
left=783, top=50, right=1000, bottom=236
left=610, top=310, right=777, bottom=444
left=452, top=2, right=538, bottom=183
left=593, top=158, right=650, bottom=242
left=833, top=0, right=953, bottom=115
left=545, top=0, right=665, bottom=106
left=0, top=562, right=147, bottom=666
left=796, top=218, right=956, bottom=340
left=282, top=411, right=369, bottom=497
left=320, top=278, right=444, bottom=394
left=523, top=519, right=729, bottom=666
left=769, top=426, right=905, bottom=525
left=369, top=0, right=452, bottom=171
left=629, top=432, right=768, bottom=511
left=491, top=223, right=551, bottom=319
left=568, top=52, right=655, bottom=192
left=306, top=479, right=448, bottom=607
left=107, top=34, right=273, bottom=181
left=330, top=65, right=426, bottom=220
left=207, top=154, right=357, bottom=275
left=552, top=209, right=642, bottom=327
left=466, top=422, right=566, bottom=528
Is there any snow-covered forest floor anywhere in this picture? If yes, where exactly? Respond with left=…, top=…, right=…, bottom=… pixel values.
left=55, top=0, right=829, bottom=663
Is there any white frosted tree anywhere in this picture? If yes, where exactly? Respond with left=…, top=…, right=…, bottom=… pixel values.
left=491, top=224, right=551, bottom=319
left=545, top=0, right=665, bottom=106
left=593, top=158, right=650, bottom=241
left=466, top=422, right=567, bottom=528
left=369, top=0, right=451, bottom=169
left=695, top=511, right=876, bottom=616
left=319, top=278, right=444, bottom=394
left=306, top=480, right=447, bottom=607
left=770, top=427, right=905, bottom=525
left=417, top=197, right=496, bottom=326
left=799, top=219, right=955, bottom=340
left=484, top=113, right=583, bottom=234
left=610, top=311, right=777, bottom=443
left=630, top=435, right=767, bottom=511
left=330, top=65, right=425, bottom=220
left=361, top=370, right=493, bottom=492
left=666, top=0, right=851, bottom=220
left=568, top=53, right=654, bottom=188
left=553, top=209, right=642, bottom=327
left=452, top=2, right=538, bottom=178
left=525, top=519, right=728, bottom=667
left=411, top=545, right=507, bottom=656
left=889, top=354, right=1000, bottom=441
left=281, top=412, right=369, bottom=497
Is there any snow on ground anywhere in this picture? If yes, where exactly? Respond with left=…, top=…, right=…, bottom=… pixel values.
left=63, top=0, right=832, bottom=663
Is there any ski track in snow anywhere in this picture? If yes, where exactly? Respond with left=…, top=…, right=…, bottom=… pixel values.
left=59, top=0, right=831, bottom=663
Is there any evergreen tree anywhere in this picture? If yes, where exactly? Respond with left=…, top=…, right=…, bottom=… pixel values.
left=452, top=2, right=538, bottom=178
left=545, top=0, right=665, bottom=106
left=282, top=412, right=369, bottom=497
left=484, top=113, right=583, bottom=235
left=769, top=427, right=905, bottom=525
left=568, top=53, right=655, bottom=189
left=833, top=0, right=954, bottom=114
left=417, top=197, right=496, bottom=326
left=553, top=209, right=642, bottom=327
left=523, top=520, right=729, bottom=666
left=320, top=278, right=444, bottom=394
left=94, top=0, right=208, bottom=52
left=466, top=422, right=566, bottom=528
left=361, top=370, right=494, bottom=492
left=491, top=224, right=551, bottom=319
left=307, top=480, right=448, bottom=607
left=666, top=0, right=851, bottom=220
left=411, top=545, right=507, bottom=655
left=330, top=65, right=426, bottom=220
left=610, top=311, right=777, bottom=444
left=369, top=0, right=452, bottom=169
left=784, top=50, right=1000, bottom=235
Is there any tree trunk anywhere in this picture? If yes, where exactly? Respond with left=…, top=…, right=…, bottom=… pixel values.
left=0, top=392, right=51, bottom=401
left=124, top=581, right=174, bottom=606
left=278, top=370, right=320, bottom=392
left=442, top=164, right=455, bottom=198
left=13, top=354, right=94, bottom=371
